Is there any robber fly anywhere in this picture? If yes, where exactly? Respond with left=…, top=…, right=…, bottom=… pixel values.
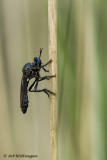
left=20, top=48, right=56, bottom=114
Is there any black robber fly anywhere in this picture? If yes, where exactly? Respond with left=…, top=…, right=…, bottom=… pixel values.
left=20, top=48, right=56, bottom=114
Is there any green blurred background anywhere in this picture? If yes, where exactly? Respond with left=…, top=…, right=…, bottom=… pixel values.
left=0, top=0, right=107, bottom=160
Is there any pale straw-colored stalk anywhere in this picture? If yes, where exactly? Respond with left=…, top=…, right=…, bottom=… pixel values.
left=48, top=0, right=58, bottom=160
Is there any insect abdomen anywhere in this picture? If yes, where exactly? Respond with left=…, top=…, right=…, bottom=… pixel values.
left=20, top=76, right=29, bottom=114
left=21, top=95, right=29, bottom=114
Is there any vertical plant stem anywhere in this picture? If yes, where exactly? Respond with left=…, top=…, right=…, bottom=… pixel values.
left=48, top=0, right=57, bottom=160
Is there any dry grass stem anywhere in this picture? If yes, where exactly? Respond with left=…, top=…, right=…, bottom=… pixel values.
left=48, top=0, right=58, bottom=160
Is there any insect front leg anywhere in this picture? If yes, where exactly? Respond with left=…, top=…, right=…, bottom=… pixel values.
left=41, top=59, right=52, bottom=68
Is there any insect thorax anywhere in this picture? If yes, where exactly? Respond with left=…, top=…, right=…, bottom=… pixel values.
left=22, top=62, right=40, bottom=78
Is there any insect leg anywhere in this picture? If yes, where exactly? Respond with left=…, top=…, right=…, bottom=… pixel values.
left=42, top=67, right=49, bottom=72
left=29, top=79, right=55, bottom=97
left=29, top=87, right=55, bottom=97
left=29, top=79, right=37, bottom=91
left=41, top=59, right=52, bottom=68
left=36, top=88, right=55, bottom=97
left=39, top=75, right=56, bottom=81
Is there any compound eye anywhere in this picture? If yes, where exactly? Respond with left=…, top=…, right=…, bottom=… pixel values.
left=37, top=58, right=41, bottom=65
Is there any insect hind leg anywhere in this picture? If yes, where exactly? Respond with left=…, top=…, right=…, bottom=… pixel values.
left=30, top=88, right=55, bottom=97
left=29, top=79, right=37, bottom=91
left=29, top=80, right=55, bottom=97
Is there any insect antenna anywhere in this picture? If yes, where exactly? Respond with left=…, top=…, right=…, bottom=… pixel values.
left=39, top=48, right=43, bottom=58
